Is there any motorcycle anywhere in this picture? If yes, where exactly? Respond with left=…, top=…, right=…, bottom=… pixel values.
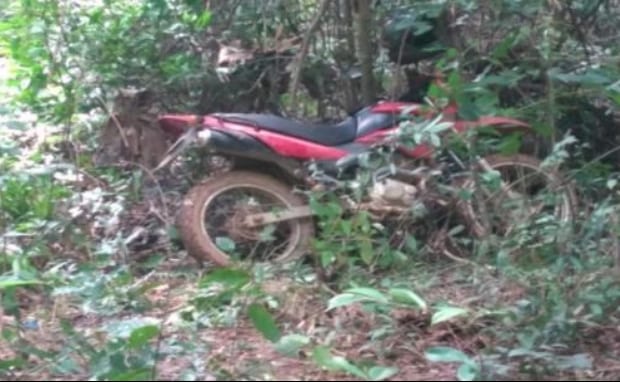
left=153, top=100, right=576, bottom=267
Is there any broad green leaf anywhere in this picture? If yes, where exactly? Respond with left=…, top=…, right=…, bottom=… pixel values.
left=127, top=325, right=159, bottom=349
left=0, top=357, right=26, bottom=370
left=53, top=356, right=80, bottom=375
left=327, top=293, right=368, bottom=310
left=360, top=239, right=374, bottom=264
left=196, top=10, right=212, bottom=27
left=389, top=288, right=427, bottom=311
left=274, top=334, right=311, bottom=357
left=104, top=317, right=161, bottom=339
left=0, top=277, right=42, bottom=289
left=406, top=236, right=418, bottom=253
left=457, top=362, right=479, bottom=381
left=328, top=287, right=389, bottom=310
left=554, top=353, right=592, bottom=370
left=425, top=346, right=470, bottom=363
left=498, top=133, right=522, bottom=155
left=104, top=368, right=152, bottom=381
left=215, top=237, right=236, bottom=252
left=607, top=179, right=618, bottom=190
left=199, top=268, right=251, bottom=289
left=248, top=303, right=280, bottom=343
left=492, top=32, right=519, bottom=60
left=346, top=287, right=389, bottom=303
left=368, top=366, right=399, bottom=381
left=549, top=69, right=612, bottom=86
left=312, top=346, right=367, bottom=379
left=431, top=306, right=468, bottom=325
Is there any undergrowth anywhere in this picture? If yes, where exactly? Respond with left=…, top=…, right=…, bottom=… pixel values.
left=2, top=0, right=620, bottom=381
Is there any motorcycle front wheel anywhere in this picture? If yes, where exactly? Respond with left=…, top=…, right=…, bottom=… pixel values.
left=176, top=171, right=315, bottom=267
left=443, top=154, right=577, bottom=262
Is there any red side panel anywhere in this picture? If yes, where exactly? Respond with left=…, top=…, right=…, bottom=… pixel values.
left=371, top=102, right=423, bottom=114
left=354, top=128, right=397, bottom=144
left=252, top=129, right=349, bottom=159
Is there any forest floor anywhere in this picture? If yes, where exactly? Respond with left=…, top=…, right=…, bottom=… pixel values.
left=1, top=168, right=620, bottom=381
left=2, top=248, right=619, bottom=381
left=0, top=258, right=471, bottom=380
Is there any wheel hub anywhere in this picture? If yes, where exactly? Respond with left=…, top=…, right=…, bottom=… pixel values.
left=225, top=204, right=265, bottom=241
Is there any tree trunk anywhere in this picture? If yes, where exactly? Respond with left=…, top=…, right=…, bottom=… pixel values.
left=341, top=0, right=358, bottom=111
left=343, top=0, right=356, bottom=56
left=354, top=0, right=375, bottom=105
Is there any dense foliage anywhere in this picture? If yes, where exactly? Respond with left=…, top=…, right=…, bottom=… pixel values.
left=1, top=0, right=619, bottom=380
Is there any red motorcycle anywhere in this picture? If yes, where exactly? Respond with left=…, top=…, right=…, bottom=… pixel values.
left=154, top=100, right=576, bottom=267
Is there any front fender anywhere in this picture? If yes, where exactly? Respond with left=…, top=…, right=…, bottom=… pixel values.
left=454, top=116, right=533, bottom=135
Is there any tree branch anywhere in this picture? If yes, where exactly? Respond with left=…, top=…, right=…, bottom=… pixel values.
left=287, top=0, right=332, bottom=114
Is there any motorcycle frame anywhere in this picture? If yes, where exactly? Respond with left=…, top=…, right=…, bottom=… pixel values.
left=154, top=103, right=533, bottom=227
left=156, top=101, right=532, bottom=182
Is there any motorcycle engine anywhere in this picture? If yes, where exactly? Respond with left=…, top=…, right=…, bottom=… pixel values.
left=369, top=178, right=417, bottom=208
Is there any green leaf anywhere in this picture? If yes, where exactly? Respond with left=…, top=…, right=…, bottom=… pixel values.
left=215, top=237, right=236, bottom=252
left=346, top=287, right=389, bottom=303
left=53, top=356, right=80, bottom=375
left=104, top=318, right=161, bottom=340
left=312, top=346, right=367, bottom=379
left=199, top=268, right=251, bottom=289
left=274, top=334, right=311, bottom=357
left=606, top=179, right=617, bottom=190
left=498, top=133, right=522, bottom=155
left=360, top=238, right=374, bottom=264
left=0, top=276, right=43, bottom=290
left=554, top=353, right=592, bottom=370
left=491, top=32, right=519, bottom=60
left=127, top=325, right=159, bottom=349
left=104, top=368, right=152, bottom=381
left=327, top=293, right=368, bottom=310
left=457, top=362, right=479, bottom=381
left=425, top=346, right=470, bottom=363
left=248, top=303, right=280, bottom=343
left=431, top=306, right=469, bottom=325
left=549, top=69, right=612, bottom=86
left=0, top=357, right=26, bottom=371
left=406, top=236, right=418, bottom=253
left=196, top=10, right=212, bottom=27
left=327, top=287, right=389, bottom=310
left=368, top=366, right=399, bottom=381
left=389, top=288, right=427, bottom=311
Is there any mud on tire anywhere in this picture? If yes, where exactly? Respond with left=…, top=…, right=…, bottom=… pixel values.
left=176, top=171, right=315, bottom=267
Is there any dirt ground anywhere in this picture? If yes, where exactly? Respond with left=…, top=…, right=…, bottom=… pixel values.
left=2, top=256, right=619, bottom=382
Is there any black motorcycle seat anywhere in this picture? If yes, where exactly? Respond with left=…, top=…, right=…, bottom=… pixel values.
left=216, top=107, right=397, bottom=147
left=216, top=113, right=358, bottom=146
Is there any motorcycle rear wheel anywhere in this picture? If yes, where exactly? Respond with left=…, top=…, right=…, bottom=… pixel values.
left=176, top=171, right=315, bottom=267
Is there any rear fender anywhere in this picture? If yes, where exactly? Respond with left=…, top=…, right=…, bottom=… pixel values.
left=158, top=114, right=203, bottom=138
left=154, top=122, right=302, bottom=180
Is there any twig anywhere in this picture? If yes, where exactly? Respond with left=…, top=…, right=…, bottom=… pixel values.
left=97, top=96, right=131, bottom=150
left=287, top=0, right=332, bottom=113
left=151, top=321, right=165, bottom=380
left=611, top=212, right=620, bottom=270
left=117, top=160, right=171, bottom=223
